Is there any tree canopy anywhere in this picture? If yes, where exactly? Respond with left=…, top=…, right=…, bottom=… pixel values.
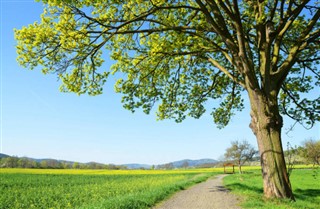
left=15, top=0, right=320, bottom=128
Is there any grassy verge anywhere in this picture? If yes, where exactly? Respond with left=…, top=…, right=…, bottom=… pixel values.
left=223, top=168, right=320, bottom=209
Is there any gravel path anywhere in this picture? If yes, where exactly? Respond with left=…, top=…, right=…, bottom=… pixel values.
left=153, top=174, right=241, bottom=209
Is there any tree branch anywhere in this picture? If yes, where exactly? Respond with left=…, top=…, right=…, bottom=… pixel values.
left=274, top=8, right=320, bottom=86
left=207, top=57, right=245, bottom=88
left=271, top=0, right=310, bottom=71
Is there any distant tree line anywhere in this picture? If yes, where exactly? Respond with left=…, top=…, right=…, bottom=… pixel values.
left=0, top=157, right=127, bottom=170
left=224, top=139, right=320, bottom=171
left=284, top=139, right=320, bottom=167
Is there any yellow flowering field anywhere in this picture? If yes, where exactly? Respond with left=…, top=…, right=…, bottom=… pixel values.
left=0, top=167, right=222, bottom=175
left=0, top=168, right=221, bottom=209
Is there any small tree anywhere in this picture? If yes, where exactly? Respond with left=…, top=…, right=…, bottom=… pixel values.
left=72, top=162, right=80, bottom=169
left=285, top=142, right=299, bottom=177
left=40, top=160, right=48, bottom=169
left=225, top=140, right=257, bottom=174
left=299, top=139, right=320, bottom=166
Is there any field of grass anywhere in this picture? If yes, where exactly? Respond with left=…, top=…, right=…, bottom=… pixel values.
left=0, top=168, right=220, bottom=209
left=2, top=166, right=318, bottom=209
left=224, top=168, right=320, bottom=209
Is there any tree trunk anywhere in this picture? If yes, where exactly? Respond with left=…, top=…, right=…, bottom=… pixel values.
left=248, top=89, right=295, bottom=200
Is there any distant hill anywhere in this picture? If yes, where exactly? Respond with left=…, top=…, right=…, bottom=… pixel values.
left=0, top=153, right=10, bottom=158
left=24, top=157, right=75, bottom=164
left=122, top=164, right=152, bottom=169
left=123, top=159, right=219, bottom=169
left=168, top=159, right=218, bottom=168
left=0, top=153, right=219, bottom=169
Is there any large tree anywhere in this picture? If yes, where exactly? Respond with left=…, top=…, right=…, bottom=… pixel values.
left=15, top=0, right=320, bottom=200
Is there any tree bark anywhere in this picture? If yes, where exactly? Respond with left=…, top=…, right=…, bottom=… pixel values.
left=248, top=89, right=295, bottom=200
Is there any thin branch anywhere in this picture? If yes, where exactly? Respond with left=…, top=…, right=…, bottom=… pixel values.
left=207, top=57, right=245, bottom=88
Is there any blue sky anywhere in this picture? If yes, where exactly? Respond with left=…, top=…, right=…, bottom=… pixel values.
left=0, top=1, right=319, bottom=165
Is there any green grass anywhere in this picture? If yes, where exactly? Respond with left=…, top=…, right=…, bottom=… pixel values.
left=0, top=170, right=218, bottom=209
left=224, top=168, right=320, bottom=209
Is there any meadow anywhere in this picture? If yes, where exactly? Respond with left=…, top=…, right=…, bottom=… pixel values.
left=0, top=168, right=219, bottom=209
left=1, top=167, right=318, bottom=209
left=224, top=167, right=320, bottom=209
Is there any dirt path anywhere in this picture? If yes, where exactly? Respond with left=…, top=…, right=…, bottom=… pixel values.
left=153, top=174, right=241, bottom=209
